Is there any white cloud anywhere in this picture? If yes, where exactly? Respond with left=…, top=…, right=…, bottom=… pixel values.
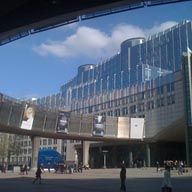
left=33, top=21, right=178, bottom=61
left=146, top=21, right=178, bottom=36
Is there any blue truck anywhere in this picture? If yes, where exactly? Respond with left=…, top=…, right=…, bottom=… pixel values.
left=37, top=149, right=64, bottom=169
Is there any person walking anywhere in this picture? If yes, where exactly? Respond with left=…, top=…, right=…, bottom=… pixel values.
left=120, top=160, right=126, bottom=192
left=78, top=162, right=83, bottom=173
left=47, top=162, right=51, bottom=173
left=23, top=163, right=28, bottom=175
left=161, top=164, right=172, bottom=192
left=156, top=161, right=159, bottom=172
left=33, top=167, right=43, bottom=184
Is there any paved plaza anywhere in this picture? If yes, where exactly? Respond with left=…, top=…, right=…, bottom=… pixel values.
left=0, top=168, right=192, bottom=192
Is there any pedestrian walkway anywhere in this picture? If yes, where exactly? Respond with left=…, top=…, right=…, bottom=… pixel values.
left=0, top=168, right=191, bottom=192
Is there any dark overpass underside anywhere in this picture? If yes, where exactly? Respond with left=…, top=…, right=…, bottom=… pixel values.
left=0, top=123, right=143, bottom=144
left=0, top=0, right=189, bottom=45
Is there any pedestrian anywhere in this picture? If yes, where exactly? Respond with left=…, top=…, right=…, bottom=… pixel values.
left=78, top=162, right=83, bottom=173
left=47, top=162, right=51, bottom=173
left=177, top=160, right=184, bottom=175
left=156, top=161, right=159, bottom=172
left=33, top=167, right=43, bottom=184
left=120, top=160, right=126, bottom=192
left=23, top=163, right=28, bottom=175
left=161, top=164, right=172, bottom=192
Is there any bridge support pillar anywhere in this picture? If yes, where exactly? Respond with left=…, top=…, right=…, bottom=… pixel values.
left=112, top=146, right=117, bottom=167
left=129, top=151, right=133, bottom=168
left=146, top=143, right=151, bottom=167
left=82, top=141, right=90, bottom=166
left=30, top=136, right=40, bottom=170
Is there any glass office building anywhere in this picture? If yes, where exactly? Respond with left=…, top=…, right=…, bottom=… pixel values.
left=59, top=20, right=192, bottom=167
left=61, top=20, right=191, bottom=111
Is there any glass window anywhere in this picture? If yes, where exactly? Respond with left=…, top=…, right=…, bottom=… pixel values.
left=43, top=139, right=47, bottom=145
left=173, top=27, right=181, bottom=71
left=171, top=95, right=175, bottom=104
left=161, top=98, right=164, bottom=106
left=24, top=149, right=27, bottom=154
left=167, top=30, right=174, bottom=71
left=130, top=105, right=136, bottom=114
left=107, top=110, right=113, bottom=116
left=114, top=109, right=120, bottom=117
left=167, top=84, right=171, bottom=92
left=154, top=36, right=160, bottom=68
left=48, top=138, right=52, bottom=145
left=122, top=107, right=128, bottom=116
left=171, top=82, right=175, bottom=91
left=167, top=96, right=171, bottom=105
left=24, top=141, right=28, bottom=147
left=28, top=148, right=32, bottom=154
left=147, top=101, right=151, bottom=110
left=161, top=86, right=164, bottom=94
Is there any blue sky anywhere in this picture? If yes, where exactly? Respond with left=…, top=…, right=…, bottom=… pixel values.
left=0, top=1, right=192, bottom=99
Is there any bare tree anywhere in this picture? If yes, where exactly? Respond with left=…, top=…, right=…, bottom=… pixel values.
left=7, top=134, right=22, bottom=165
left=0, top=133, right=8, bottom=164
left=0, top=133, right=22, bottom=165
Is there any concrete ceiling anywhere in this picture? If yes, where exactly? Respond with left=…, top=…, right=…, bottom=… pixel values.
left=0, top=0, right=142, bottom=44
left=0, top=0, right=188, bottom=45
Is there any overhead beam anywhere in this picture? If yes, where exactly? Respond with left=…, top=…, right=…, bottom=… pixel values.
left=0, top=0, right=189, bottom=45
left=0, top=123, right=143, bottom=143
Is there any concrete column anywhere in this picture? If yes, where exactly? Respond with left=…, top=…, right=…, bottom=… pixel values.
left=31, top=136, right=40, bottom=170
left=129, top=151, right=133, bottom=168
left=82, top=141, right=90, bottom=166
left=112, top=146, right=117, bottom=168
left=103, top=152, right=107, bottom=168
left=146, top=143, right=151, bottom=167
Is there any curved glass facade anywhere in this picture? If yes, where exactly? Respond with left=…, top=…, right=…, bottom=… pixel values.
left=60, top=20, right=192, bottom=114
left=23, top=20, right=192, bottom=168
